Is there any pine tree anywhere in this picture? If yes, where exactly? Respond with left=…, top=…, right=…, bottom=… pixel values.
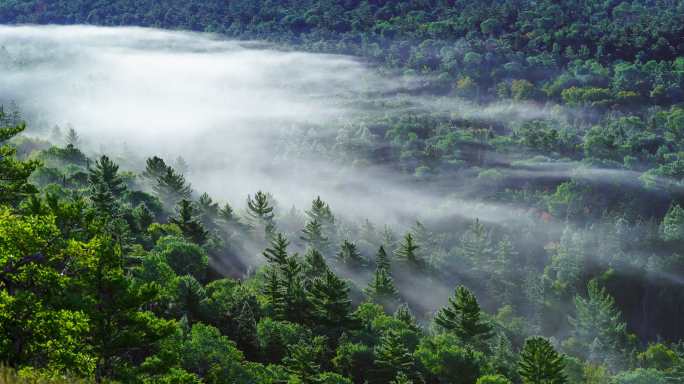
left=394, top=233, right=421, bottom=267
left=306, top=270, right=353, bottom=334
left=303, top=248, right=329, bottom=279
left=246, top=190, right=276, bottom=238
left=133, top=203, right=155, bottom=231
left=306, top=195, right=334, bottom=226
left=411, top=221, right=432, bottom=250
left=217, top=201, right=246, bottom=235
left=461, top=219, right=493, bottom=264
left=305, top=196, right=335, bottom=247
left=518, top=337, right=567, bottom=384
left=489, top=236, right=517, bottom=303
left=376, top=245, right=391, bottom=271
left=661, top=203, right=684, bottom=242
left=218, top=202, right=234, bottom=222
left=233, top=301, right=259, bottom=360
left=336, top=240, right=365, bottom=268
left=284, top=336, right=326, bottom=383
left=143, top=156, right=169, bottom=182
left=435, top=285, right=493, bottom=343
left=84, top=237, right=174, bottom=382
left=196, top=192, right=219, bottom=230
left=262, top=267, right=286, bottom=320
left=381, top=225, right=397, bottom=250
left=0, top=119, right=38, bottom=205
left=301, top=219, right=329, bottom=252
left=170, top=200, right=209, bottom=245
left=263, top=233, right=290, bottom=267
left=374, top=329, right=414, bottom=383
left=364, top=265, right=399, bottom=305
left=90, top=180, right=117, bottom=214
left=88, top=155, right=126, bottom=213
left=569, top=280, right=628, bottom=368
left=394, top=304, right=419, bottom=332
left=175, top=275, right=207, bottom=324
left=154, top=167, right=191, bottom=207
left=65, top=126, right=79, bottom=147
left=89, top=155, right=127, bottom=198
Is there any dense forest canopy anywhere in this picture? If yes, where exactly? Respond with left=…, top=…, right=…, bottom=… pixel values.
left=0, top=1, right=684, bottom=383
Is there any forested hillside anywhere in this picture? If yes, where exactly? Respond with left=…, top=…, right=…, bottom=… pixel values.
left=2, top=0, right=684, bottom=104
left=0, top=1, right=684, bottom=384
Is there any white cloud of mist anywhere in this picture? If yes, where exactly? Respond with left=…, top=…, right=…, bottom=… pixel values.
left=0, top=24, right=545, bottom=228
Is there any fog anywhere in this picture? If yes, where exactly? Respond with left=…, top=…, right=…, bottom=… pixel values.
left=0, top=24, right=548, bottom=227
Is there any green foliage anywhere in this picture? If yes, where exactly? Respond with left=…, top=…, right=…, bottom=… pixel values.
left=283, top=336, right=327, bottom=383
left=374, top=329, right=414, bottom=383
left=476, top=374, right=513, bottom=384
left=434, top=285, right=492, bottom=344
left=307, top=270, right=353, bottom=337
left=394, top=233, right=421, bottom=267
left=364, top=266, right=399, bottom=305
left=613, top=368, right=667, bottom=384
left=336, top=240, right=365, bottom=268
left=332, top=342, right=374, bottom=383
left=170, top=200, right=209, bottom=245
left=568, top=280, right=629, bottom=368
left=0, top=119, right=38, bottom=205
left=3, top=3, right=684, bottom=382
left=154, top=236, right=209, bottom=281
left=415, top=333, right=484, bottom=384
left=661, top=204, right=684, bottom=242
left=518, top=337, right=567, bottom=384
left=154, top=167, right=192, bottom=208
left=257, top=318, right=309, bottom=363
left=636, top=344, right=677, bottom=371
left=246, top=191, right=276, bottom=239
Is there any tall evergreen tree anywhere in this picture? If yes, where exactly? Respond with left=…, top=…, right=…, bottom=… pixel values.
left=88, top=155, right=126, bottom=213
left=196, top=192, right=219, bottom=231
left=175, top=275, right=207, bottom=324
left=461, top=219, right=493, bottom=264
left=435, top=285, right=493, bottom=343
left=246, top=190, right=276, bottom=238
left=0, top=119, right=38, bottom=205
left=263, top=233, right=290, bottom=267
left=262, top=267, right=286, bottom=320
left=301, top=219, right=329, bottom=253
left=83, top=236, right=174, bottom=382
left=143, top=156, right=169, bottom=182
left=411, top=221, right=432, bottom=250
left=305, top=196, right=334, bottom=226
left=569, top=280, right=629, bottom=368
left=394, top=304, right=420, bottom=333
left=90, top=180, right=117, bottom=215
left=303, top=248, right=329, bottom=279
left=518, top=337, right=567, bottom=384
left=374, top=329, right=414, bottom=383
left=283, top=336, right=326, bottom=383
left=394, top=233, right=421, bottom=267
left=65, top=126, right=79, bottom=147
left=88, top=155, right=126, bottom=198
left=170, top=199, right=209, bottom=245
left=336, top=240, right=365, bottom=268
left=364, top=265, right=399, bottom=305
left=306, top=270, right=353, bottom=335
left=375, top=245, right=391, bottom=271
left=154, top=167, right=191, bottom=207
left=281, top=256, right=309, bottom=324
